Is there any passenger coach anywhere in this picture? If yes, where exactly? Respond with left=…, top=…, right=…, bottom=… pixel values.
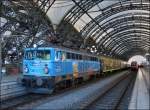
left=22, top=47, right=102, bottom=93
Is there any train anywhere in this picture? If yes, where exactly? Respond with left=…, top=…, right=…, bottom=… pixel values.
left=21, top=47, right=127, bottom=93
left=130, top=61, right=138, bottom=71
left=99, top=56, right=127, bottom=73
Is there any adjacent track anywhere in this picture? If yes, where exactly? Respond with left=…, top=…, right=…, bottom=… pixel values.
left=83, top=71, right=137, bottom=110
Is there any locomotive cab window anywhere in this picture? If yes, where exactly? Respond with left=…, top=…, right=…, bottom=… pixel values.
left=24, top=50, right=50, bottom=60
left=36, top=50, right=50, bottom=60
left=62, top=52, right=66, bottom=60
left=55, top=51, right=62, bottom=61
left=25, top=50, right=36, bottom=60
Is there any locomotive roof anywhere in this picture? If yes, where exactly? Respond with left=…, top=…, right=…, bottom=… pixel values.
left=25, top=46, right=98, bottom=58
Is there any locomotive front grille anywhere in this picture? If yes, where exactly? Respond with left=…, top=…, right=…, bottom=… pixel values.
left=22, top=76, right=55, bottom=88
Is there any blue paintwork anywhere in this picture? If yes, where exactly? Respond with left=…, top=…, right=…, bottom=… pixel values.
left=23, top=47, right=101, bottom=77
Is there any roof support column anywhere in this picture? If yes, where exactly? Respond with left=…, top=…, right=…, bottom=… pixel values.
left=0, top=34, right=2, bottom=109
left=0, top=1, right=3, bottom=108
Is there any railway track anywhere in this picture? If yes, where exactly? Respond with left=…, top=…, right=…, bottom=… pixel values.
left=82, top=71, right=137, bottom=110
left=117, top=72, right=137, bottom=109
left=1, top=70, right=129, bottom=110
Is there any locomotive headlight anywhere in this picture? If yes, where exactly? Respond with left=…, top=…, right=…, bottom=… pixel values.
left=44, top=67, right=49, bottom=74
left=24, top=65, right=29, bottom=73
left=44, top=64, right=49, bottom=74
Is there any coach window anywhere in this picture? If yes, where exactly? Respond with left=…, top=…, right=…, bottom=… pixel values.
left=93, top=57, right=95, bottom=61
left=82, top=55, right=86, bottom=60
left=96, top=58, right=98, bottom=61
left=67, top=53, right=71, bottom=59
left=76, top=54, right=79, bottom=60
left=89, top=56, right=91, bottom=61
left=87, top=56, right=89, bottom=61
left=79, top=55, right=82, bottom=60
left=92, top=57, right=94, bottom=61
left=95, top=57, right=98, bottom=61
left=84, top=56, right=86, bottom=60
left=87, top=56, right=89, bottom=60
left=86, top=56, right=88, bottom=60
left=72, top=53, right=75, bottom=59
left=75, top=54, right=78, bottom=60
left=79, top=55, right=81, bottom=60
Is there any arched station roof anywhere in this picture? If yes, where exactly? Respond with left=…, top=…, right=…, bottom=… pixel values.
left=1, top=0, right=56, bottom=60
left=1, top=0, right=150, bottom=61
left=63, top=0, right=150, bottom=60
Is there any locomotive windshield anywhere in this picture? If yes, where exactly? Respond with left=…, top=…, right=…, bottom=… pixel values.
left=25, top=50, right=50, bottom=60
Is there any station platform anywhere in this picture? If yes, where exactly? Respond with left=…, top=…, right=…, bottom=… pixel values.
left=129, top=67, right=150, bottom=109
left=0, top=74, right=26, bottom=101
left=1, top=74, right=22, bottom=83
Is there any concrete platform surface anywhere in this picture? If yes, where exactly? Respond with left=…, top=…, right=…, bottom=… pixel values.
left=1, top=74, right=22, bottom=83
left=128, top=68, right=150, bottom=109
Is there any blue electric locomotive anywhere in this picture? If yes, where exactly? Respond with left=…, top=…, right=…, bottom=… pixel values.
left=22, top=47, right=102, bottom=93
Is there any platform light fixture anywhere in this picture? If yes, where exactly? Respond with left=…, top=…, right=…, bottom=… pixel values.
left=12, top=47, right=17, bottom=51
left=33, top=44, right=37, bottom=48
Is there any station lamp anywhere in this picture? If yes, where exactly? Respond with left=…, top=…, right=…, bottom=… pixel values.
left=33, top=44, right=37, bottom=48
